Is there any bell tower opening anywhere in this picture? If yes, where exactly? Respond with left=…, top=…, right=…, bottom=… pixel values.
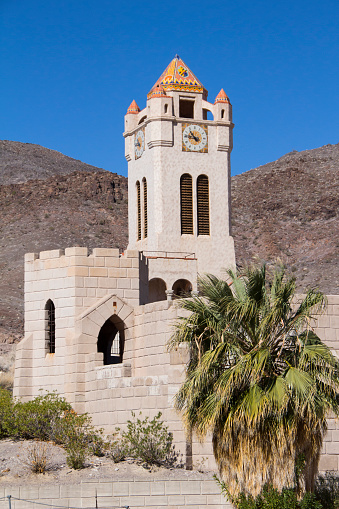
left=179, top=99, right=194, bottom=119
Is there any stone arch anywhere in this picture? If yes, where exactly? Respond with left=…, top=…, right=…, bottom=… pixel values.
left=149, top=278, right=167, bottom=303
left=97, top=315, right=125, bottom=365
left=203, top=108, right=214, bottom=121
left=75, top=294, right=134, bottom=355
left=65, top=295, right=134, bottom=412
left=172, top=279, right=192, bottom=298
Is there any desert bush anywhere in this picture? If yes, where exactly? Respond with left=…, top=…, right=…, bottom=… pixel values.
left=58, top=410, right=99, bottom=469
left=12, top=392, right=72, bottom=441
left=108, top=434, right=127, bottom=463
left=216, top=478, right=322, bottom=509
left=118, top=411, right=180, bottom=467
left=24, top=442, right=49, bottom=474
left=0, top=389, right=15, bottom=437
left=0, top=349, right=15, bottom=392
left=88, top=432, right=109, bottom=457
left=0, top=391, right=105, bottom=470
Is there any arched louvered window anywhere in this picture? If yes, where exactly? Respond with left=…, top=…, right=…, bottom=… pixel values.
left=142, top=177, right=148, bottom=238
left=136, top=181, right=141, bottom=241
left=180, top=174, right=193, bottom=235
left=45, top=299, right=55, bottom=354
left=197, top=175, right=210, bottom=235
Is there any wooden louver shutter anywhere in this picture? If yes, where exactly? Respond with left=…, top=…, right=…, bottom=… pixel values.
left=197, top=175, right=210, bottom=235
left=180, top=174, right=193, bottom=235
left=136, top=181, right=141, bottom=241
left=143, top=178, right=148, bottom=238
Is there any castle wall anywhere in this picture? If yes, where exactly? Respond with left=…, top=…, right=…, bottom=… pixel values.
left=14, top=247, right=140, bottom=403
left=14, top=246, right=339, bottom=473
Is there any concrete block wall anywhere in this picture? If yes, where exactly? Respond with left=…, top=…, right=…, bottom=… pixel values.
left=84, top=300, right=190, bottom=462
left=313, top=295, right=339, bottom=471
left=0, top=478, right=232, bottom=509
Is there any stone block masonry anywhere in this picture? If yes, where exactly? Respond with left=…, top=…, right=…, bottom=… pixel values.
left=0, top=478, right=232, bottom=509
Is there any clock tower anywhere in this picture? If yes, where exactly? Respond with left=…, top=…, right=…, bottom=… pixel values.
left=124, top=55, right=235, bottom=301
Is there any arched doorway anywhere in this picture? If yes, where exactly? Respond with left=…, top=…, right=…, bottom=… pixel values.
left=97, top=315, right=125, bottom=365
left=172, top=279, right=192, bottom=299
left=149, top=278, right=167, bottom=303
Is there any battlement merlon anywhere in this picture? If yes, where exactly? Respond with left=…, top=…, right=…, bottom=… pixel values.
left=24, top=248, right=139, bottom=272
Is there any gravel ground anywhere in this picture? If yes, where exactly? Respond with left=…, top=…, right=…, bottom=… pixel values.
left=0, top=439, right=215, bottom=486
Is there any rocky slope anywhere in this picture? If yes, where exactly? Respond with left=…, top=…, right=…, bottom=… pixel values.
left=0, top=140, right=338, bottom=344
left=232, top=143, right=339, bottom=293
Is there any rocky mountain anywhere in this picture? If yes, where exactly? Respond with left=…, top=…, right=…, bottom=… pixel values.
left=232, top=144, right=339, bottom=293
left=0, top=140, right=106, bottom=184
left=0, top=140, right=338, bottom=344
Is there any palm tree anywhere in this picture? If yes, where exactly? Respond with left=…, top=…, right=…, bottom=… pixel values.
left=168, top=263, right=339, bottom=499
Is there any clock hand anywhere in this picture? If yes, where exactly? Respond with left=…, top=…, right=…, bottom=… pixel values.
left=188, top=132, right=199, bottom=142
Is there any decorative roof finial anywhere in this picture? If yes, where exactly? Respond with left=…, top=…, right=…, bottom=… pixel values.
left=175, top=54, right=180, bottom=59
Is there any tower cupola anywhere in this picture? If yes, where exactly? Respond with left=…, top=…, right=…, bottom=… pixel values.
left=214, top=88, right=230, bottom=104
left=148, top=83, right=167, bottom=99
left=126, top=100, right=140, bottom=114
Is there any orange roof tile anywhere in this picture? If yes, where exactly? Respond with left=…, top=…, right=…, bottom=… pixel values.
left=126, top=100, right=140, bottom=114
left=147, top=55, right=207, bottom=100
left=214, top=88, right=230, bottom=104
left=148, top=83, right=167, bottom=99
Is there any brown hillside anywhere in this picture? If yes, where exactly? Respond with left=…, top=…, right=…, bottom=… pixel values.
left=232, top=143, right=339, bottom=294
left=0, top=141, right=338, bottom=344
left=0, top=140, right=107, bottom=184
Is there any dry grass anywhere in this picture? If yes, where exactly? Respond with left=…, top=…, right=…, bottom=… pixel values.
left=23, top=442, right=50, bottom=474
left=0, top=348, right=15, bottom=391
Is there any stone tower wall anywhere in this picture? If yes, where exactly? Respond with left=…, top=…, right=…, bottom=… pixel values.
left=14, top=247, right=140, bottom=402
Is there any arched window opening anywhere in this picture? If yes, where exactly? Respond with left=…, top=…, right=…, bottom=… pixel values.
left=164, top=104, right=168, bottom=114
left=138, top=115, right=147, bottom=125
left=221, top=109, right=225, bottom=119
left=197, top=175, right=210, bottom=235
left=180, top=174, right=193, bottom=235
left=97, top=316, right=125, bottom=365
left=142, top=177, right=148, bottom=238
left=203, top=109, right=214, bottom=121
left=149, top=278, right=167, bottom=303
left=172, top=279, right=192, bottom=299
left=136, top=181, right=141, bottom=241
left=45, top=300, right=55, bottom=354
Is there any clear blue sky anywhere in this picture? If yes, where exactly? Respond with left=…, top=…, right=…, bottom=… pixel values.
left=1, top=0, right=338, bottom=177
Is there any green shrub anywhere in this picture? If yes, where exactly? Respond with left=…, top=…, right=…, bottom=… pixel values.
left=315, top=472, right=339, bottom=509
left=0, top=389, right=15, bottom=437
left=216, top=477, right=322, bottom=509
left=118, top=411, right=181, bottom=467
left=0, top=391, right=104, bottom=470
left=108, top=436, right=127, bottom=463
left=56, top=409, right=99, bottom=469
left=12, top=392, right=72, bottom=441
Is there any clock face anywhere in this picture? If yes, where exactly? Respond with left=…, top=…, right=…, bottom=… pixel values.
left=134, top=129, right=145, bottom=159
left=182, top=124, right=208, bottom=153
